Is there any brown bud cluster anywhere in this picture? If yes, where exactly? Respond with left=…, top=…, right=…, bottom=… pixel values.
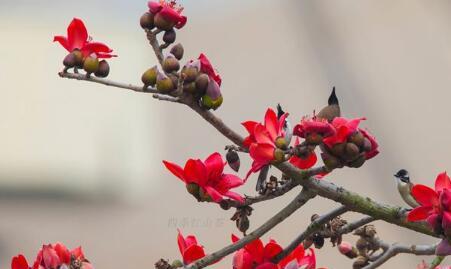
left=63, top=50, right=111, bottom=78
left=231, top=206, right=253, bottom=235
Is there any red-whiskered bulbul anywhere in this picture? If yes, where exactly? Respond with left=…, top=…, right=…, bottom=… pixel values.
left=394, top=169, right=420, bottom=208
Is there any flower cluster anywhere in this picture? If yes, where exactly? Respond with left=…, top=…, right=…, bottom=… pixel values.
left=163, top=152, right=244, bottom=203
left=54, top=18, right=116, bottom=77
left=407, top=172, right=451, bottom=255
left=11, top=243, right=92, bottom=269
left=232, top=235, right=323, bottom=269
left=177, top=230, right=207, bottom=265
left=141, top=0, right=187, bottom=32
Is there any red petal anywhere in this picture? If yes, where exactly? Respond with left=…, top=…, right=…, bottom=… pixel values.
left=163, top=161, right=186, bottom=183
left=216, top=174, right=244, bottom=191
left=204, top=152, right=224, bottom=180
left=81, top=42, right=113, bottom=57
left=184, top=159, right=207, bottom=186
left=177, top=230, right=187, bottom=256
left=278, top=244, right=305, bottom=268
left=42, top=245, right=61, bottom=269
left=298, top=248, right=316, bottom=269
left=250, top=143, right=275, bottom=164
left=289, top=153, right=317, bottom=170
left=245, top=239, right=265, bottom=264
left=67, top=18, right=88, bottom=51
left=159, top=6, right=183, bottom=24
left=435, top=172, right=451, bottom=193
left=224, top=191, right=244, bottom=203
left=183, top=245, right=206, bottom=265
left=70, top=246, right=84, bottom=260
left=11, top=255, right=29, bottom=269
left=54, top=243, right=70, bottom=264
left=407, top=206, right=433, bottom=221
left=242, top=121, right=258, bottom=135
left=255, top=262, right=279, bottom=269
left=53, top=36, right=70, bottom=52
left=264, top=240, right=283, bottom=260
left=148, top=1, right=163, bottom=13
left=411, top=184, right=439, bottom=206
left=264, top=109, right=278, bottom=140
left=245, top=161, right=266, bottom=181
left=231, top=234, right=240, bottom=243
left=277, top=113, right=289, bottom=137
left=233, top=249, right=254, bottom=269
left=175, top=16, right=187, bottom=29
left=441, top=189, right=451, bottom=212
left=253, top=125, right=274, bottom=145
left=203, top=186, right=223, bottom=202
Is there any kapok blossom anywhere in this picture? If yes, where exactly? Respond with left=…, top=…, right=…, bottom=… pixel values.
left=198, top=53, right=222, bottom=86
left=11, top=243, right=92, bottom=269
left=177, top=230, right=206, bottom=265
left=293, top=116, right=336, bottom=141
left=289, top=138, right=318, bottom=170
left=54, top=18, right=116, bottom=58
left=163, top=152, right=244, bottom=203
left=231, top=235, right=319, bottom=269
left=148, top=0, right=187, bottom=29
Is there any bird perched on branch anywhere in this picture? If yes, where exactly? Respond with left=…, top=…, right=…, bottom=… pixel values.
left=316, top=87, right=341, bottom=122
left=394, top=169, right=420, bottom=208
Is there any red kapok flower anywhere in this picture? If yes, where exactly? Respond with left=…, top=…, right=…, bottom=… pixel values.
left=163, top=152, right=244, bottom=203
left=148, top=0, right=187, bottom=29
left=11, top=243, right=90, bottom=269
left=54, top=18, right=116, bottom=58
left=289, top=138, right=317, bottom=170
left=199, top=53, right=222, bottom=86
left=293, top=116, right=335, bottom=139
left=177, top=230, right=206, bottom=265
left=322, top=117, right=365, bottom=148
left=408, top=172, right=451, bottom=222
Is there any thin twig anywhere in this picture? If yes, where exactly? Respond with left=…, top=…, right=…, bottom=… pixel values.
left=146, top=29, right=164, bottom=65
left=363, top=241, right=437, bottom=269
left=337, top=216, right=376, bottom=235
left=272, top=205, right=348, bottom=263
left=152, top=94, right=181, bottom=103
left=187, top=188, right=317, bottom=269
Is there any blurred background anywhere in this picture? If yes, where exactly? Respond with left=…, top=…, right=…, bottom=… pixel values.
left=1, top=0, right=451, bottom=268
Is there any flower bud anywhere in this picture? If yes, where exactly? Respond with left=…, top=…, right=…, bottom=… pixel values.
left=199, top=187, right=212, bottom=202
left=427, top=214, right=442, bottom=234
left=154, top=13, right=176, bottom=31
left=344, top=143, right=360, bottom=160
left=349, top=131, right=365, bottom=147
left=201, top=79, right=223, bottom=110
left=183, top=82, right=197, bottom=94
left=162, top=54, right=180, bottom=73
left=220, top=200, right=232, bottom=210
left=331, top=143, right=346, bottom=157
left=436, top=238, right=451, bottom=256
left=201, top=94, right=223, bottom=110
left=171, top=260, right=183, bottom=269
left=141, top=66, right=158, bottom=86
left=140, top=12, right=155, bottom=29
left=170, top=43, right=184, bottom=60
left=275, top=136, right=288, bottom=149
left=72, top=49, right=84, bottom=68
left=94, top=60, right=110, bottom=78
left=163, top=29, right=176, bottom=44
left=181, top=61, right=200, bottom=83
left=195, top=73, right=210, bottom=95
left=338, top=242, right=358, bottom=259
left=352, top=256, right=369, bottom=269
left=321, top=153, right=341, bottom=170
left=63, top=53, right=76, bottom=68
left=83, top=55, right=99, bottom=74
left=273, top=148, right=285, bottom=163
left=362, top=138, right=372, bottom=152
left=237, top=216, right=250, bottom=234
left=313, top=234, right=325, bottom=249
left=156, top=71, right=175, bottom=93
left=442, top=211, right=451, bottom=238
left=226, top=150, right=240, bottom=172
left=306, top=133, right=323, bottom=145
left=347, top=154, right=366, bottom=168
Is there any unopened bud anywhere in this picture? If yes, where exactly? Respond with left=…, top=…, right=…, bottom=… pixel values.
left=352, top=256, right=369, bottom=269
left=156, top=71, right=175, bottom=93
left=163, top=29, right=176, bottom=44
left=275, top=137, right=288, bottom=150
left=195, top=73, right=209, bottom=95
left=141, top=66, right=158, bottom=86
left=201, top=94, right=223, bottom=110
left=348, top=154, right=366, bottom=168
left=94, top=60, right=110, bottom=78
left=140, top=12, right=155, bottom=29
left=83, top=56, right=99, bottom=74
left=306, top=133, right=323, bottom=145
left=313, top=234, right=325, bottom=249
left=344, top=143, right=360, bottom=160
left=199, top=187, right=212, bottom=202
left=154, top=13, right=176, bottom=31
left=220, top=200, right=232, bottom=210
left=331, top=143, right=346, bottom=157
left=72, top=49, right=84, bottom=68
left=186, top=183, right=200, bottom=197
left=183, top=82, right=197, bottom=94
left=170, top=43, right=184, bottom=60
left=362, top=138, right=372, bottom=152
left=349, top=131, right=365, bottom=147
left=338, top=242, right=358, bottom=259
left=162, top=54, right=180, bottom=73
left=321, top=153, right=340, bottom=170
left=171, top=260, right=183, bottom=269
left=226, top=150, right=240, bottom=172
left=181, top=61, right=200, bottom=83
left=63, top=53, right=76, bottom=68
left=273, top=148, right=285, bottom=163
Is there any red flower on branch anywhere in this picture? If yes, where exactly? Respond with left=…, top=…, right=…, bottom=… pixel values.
left=177, top=230, right=206, bottom=265
left=231, top=235, right=319, bottom=269
left=293, top=116, right=335, bottom=140
left=199, top=54, right=222, bottom=86
left=11, top=243, right=92, bottom=269
left=163, top=152, right=244, bottom=203
left=322, top=117, right=365, bottom=149
left=148, top=0, right=187, bottom=29
left=54, top=18, right=116, bottom=58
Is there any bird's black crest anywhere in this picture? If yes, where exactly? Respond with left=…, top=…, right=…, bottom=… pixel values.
left=277, top=104, right=285, bottom=119
left=394, top=169, right=410, bottom=183
left=328, top=87, right=339, bottom=105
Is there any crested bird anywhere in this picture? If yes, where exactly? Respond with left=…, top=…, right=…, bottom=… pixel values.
left=316, top=87, right=341, bottom=122
left=394, top=169, right=420, bottom=208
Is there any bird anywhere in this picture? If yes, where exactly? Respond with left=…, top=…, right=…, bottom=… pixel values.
left=316, top=87, right=341, bottom=122
left=394, top=169, right=420, bottom=208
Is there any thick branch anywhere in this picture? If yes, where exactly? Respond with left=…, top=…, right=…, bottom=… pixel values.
left=187, top=188, right=317, bottom=269
left=363, top=241, right=437, bottom=269
left=272, top=205, right=348, bottom=263
left=337, top=216, right=376, bottom=235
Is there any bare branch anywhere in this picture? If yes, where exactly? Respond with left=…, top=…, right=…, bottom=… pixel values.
left=145, top=29, right=164, bottom=65
left=272, top=205, right=348, bottom=263
left=186, top=188, right=317, bottom=269
left=337, top=216, right=376, bottom=235
left=152, top=94, right=181, bottom=103
left=363, top=240, right=437, bottom=269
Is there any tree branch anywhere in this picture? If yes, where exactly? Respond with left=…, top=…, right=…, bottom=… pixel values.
left=272, top=205, right=348, bottom=263
left=187, top=188, right=317, bottom=269
left=363, top=240, right=437, bottom=269
left=145, top=29, right=164, bottom=65
left=337, top=216, right=376, bottom=235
